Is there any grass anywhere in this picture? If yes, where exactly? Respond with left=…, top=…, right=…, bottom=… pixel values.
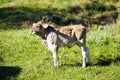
left=0, top=23, right=120, bottom=80
left=87, top=24, right=120, bottom=65
left=0, top=0, right=120, bottom=80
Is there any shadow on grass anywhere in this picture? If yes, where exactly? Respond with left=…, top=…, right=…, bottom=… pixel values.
left=60, top=56, right=120, bottom=67
left=60, top=62, right=93, bottom=67
left=0, top=6, right=82, bottom=30
left=95, top=58, right=112, bottom=66
left=94, top=56, right=120, bottom=66
left=0, top=66, right=21, bottom=80
left=0, top=58, right=3, bottom=62
left=0, top=1, right=119, bottom=30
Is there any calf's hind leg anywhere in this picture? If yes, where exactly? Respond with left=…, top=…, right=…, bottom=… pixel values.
left=77, top=39, right=92, bottom=67
left=81, top=45, right=92, bottom=67
left=85, top=47, right=92, bottom=65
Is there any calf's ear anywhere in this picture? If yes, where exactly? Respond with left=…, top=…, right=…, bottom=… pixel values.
left=43, top=24, right=48, bottom=28
left=33, top=23, right=37, bottom=27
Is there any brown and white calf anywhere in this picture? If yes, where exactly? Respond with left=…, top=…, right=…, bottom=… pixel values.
left=31, top=22, right=92, bottom=67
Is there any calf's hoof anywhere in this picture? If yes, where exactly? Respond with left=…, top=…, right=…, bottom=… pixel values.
left=82, top=64, right=86, bottom=68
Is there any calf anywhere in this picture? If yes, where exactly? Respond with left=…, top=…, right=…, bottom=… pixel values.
left=31, top=22, right=92, bottom=67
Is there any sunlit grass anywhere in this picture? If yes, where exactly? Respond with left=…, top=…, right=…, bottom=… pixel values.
left=0, top=0, right=120, bottom=80
left=87, top=23, right=120, bottom=65
left=0, top=23, right=120, bottom=80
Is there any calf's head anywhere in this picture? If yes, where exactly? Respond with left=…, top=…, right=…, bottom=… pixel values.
left=31, top=22, right=48, bottom=35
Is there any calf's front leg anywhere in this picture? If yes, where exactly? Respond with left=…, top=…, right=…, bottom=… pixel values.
left=51, top=45, right=59, bottom=67
left=47, top=43, right=59, bottom=67
left=47, top=42, right=59, bottom=67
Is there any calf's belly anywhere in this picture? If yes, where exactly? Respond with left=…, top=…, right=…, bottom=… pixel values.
left=57, top=38, right=78, bottom=47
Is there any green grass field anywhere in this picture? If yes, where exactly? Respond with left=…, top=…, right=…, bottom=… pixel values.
left=0, top=23, right=120, bottom=80
left=0, top=0, right=120, bottom=80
